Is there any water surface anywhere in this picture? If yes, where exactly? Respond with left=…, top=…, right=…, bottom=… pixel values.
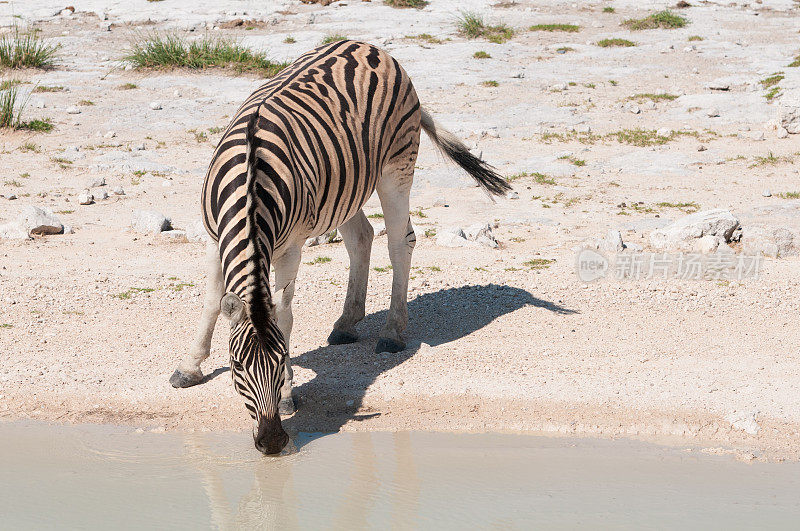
left=2, top=422, right=799, bottom=529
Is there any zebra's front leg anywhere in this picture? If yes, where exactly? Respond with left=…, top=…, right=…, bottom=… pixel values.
left=375, top=182, right=415, bottom=354
left=328, top=210, right=374, bottom=345
left=170, top=240, right=224, bottom=388
left=273, top=244, right=303, bottom=415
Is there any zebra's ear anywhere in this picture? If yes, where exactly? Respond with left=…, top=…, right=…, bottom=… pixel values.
left=220, top=292, right=245, bottom=324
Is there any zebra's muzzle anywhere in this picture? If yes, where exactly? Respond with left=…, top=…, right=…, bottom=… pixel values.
left=254, top=414, right=289, bottom=455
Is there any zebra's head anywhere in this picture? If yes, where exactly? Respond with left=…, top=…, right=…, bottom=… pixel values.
left=220, top=292, right=289, bottom=455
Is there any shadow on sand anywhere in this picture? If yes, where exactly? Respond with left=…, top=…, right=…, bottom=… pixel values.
left=285, top=283, right=577, bottom=444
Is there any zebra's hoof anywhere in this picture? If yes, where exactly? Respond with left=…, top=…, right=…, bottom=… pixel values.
left=375, top=337, right=405, bottom=354
left=328, top=329, right=359, bottom=345
left=169, top=369, right=203, bottom=388
left=278, top=397, right=296, bottom=416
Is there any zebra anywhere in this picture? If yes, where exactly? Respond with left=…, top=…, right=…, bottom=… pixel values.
left=169, top=40, right=510, bottom=454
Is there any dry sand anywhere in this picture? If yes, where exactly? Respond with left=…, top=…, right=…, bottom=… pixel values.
left=2, top=0, right=800, bottom=460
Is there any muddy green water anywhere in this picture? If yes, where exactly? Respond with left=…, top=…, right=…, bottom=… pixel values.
left=2, top=422, right=800, bottom=529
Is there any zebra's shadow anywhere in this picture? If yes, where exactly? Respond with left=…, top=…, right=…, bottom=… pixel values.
left=284, top=283, right=577, bottom=439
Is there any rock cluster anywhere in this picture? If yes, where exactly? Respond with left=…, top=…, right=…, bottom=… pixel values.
left=436, top=223, right=499, bottom=248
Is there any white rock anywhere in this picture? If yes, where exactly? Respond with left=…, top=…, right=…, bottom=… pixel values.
left=112, top=186, right=125, bottom=195
left=78, top=191, right=94, bottom=205
left=86, top=176, right=105, bottom=188
left=161, top=229, right=188, bottom=241
left=131, top=210, right=172, bottom=233
left=33, top=99, right=46, bottom=109
left=508, top=191, right=520, bottom=200
left=433, top=197, right=448, bottom=207
left=742, top=226, right=794, bottom=258
left=19, top=206, right=63, bottom=235
left=464, top=223, right=499, bottom=248
left=104, top=130, right=116, bottom=138
left=0, top=222, right=30, bottom=240
left=161, top=179, right=172, bottom=187
left=725, top=411, right=760, bottom=435
left=706, top=108, right=720, bottom=118
left=762, top=189, right=771, bottom=197
left=777, top=127, right=789, bottom=139
left=695, top=234, right=722, bottom=254
left=66, top=106, right=81, bottom=114
left=149, top=101, right=163, bottom=110
left=780, top=107, right=800, bottom=134
left=135, top=143, right=146, bottom=151
left=642, top=100, right=656, bottom=110
left=650, top=209, right=739, bottom=250
left=656, top=127, right=672, bottom=137
left=436, top=230, right=476, bottom=248
left=626, top=103, right=641, bottom=114
left=603, top=229, right=624, bottom=252
left=549, top=83, right=568, bottom=91
left=94, top=190, right=109, bottom=200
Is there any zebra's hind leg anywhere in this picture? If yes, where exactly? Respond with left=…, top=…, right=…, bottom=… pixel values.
left=273, top=244, right=303, bottom=415
left=328, top=210, right=374, bottom=345
left=171, top=240, right=224, bottom=388
left=375, top=174, right=416, bottom=354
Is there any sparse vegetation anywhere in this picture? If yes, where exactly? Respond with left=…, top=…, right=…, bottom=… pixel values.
left=602, top=7, right=615, bottom=13
left=283, top=36, right=296, bottom=44
left=473, top=51, right=491, bottom=59
left=410, top=207, right=428, bottom=218
left=4, top=179, right=21, bottom=187
left=33, top=85, right=65, bottom=93
left=556, top=47, right=575, bottom=53
left=506, top=171, right=556, bottom=185
left=623, top=10, right=688, bottom=30
left=481, top=80, right=499, bottom=87
left=0, top=28, right=59, bottom=68
left=373, top=265, right=393, bottom=272
left=750, top=152, right=793, bottom=168
left=0, top=79, right=26, bottom=90
left=524, top=258, right=554, bottom=269
left=113, top=287, right=155, bottom=300
left=457, top=12, right=514, bottom=43
left=385, top=0, right=428, bottom=8
left=765, top=87, right=781, bottom=101
left=1, top=84, right=53, bottom=132
left=321, top=34, right=348, bottom=45
left=779, top=191, right=800, bottom=199
left=424, top=229, right=436, bottom=238
left=688, top=35, right=703, bottom=41
left=125, top=34, right=289, bottom=76
left=0, top=323, right=13, bottom=329
left=405, top=33, right=445, bottom=45
left=656, top=201, right=700, bottom=213
left=367, top=212, right=384, bottom=219
left=761, top=72, right=784, bottom=88
left=118, top=83, right=138, bottom=90
left=558, top=155, right=586, bottom=166
left=529, top=24, right=580, bottom=32
left=627, top=92, right=679, bottom=102
left=20, top=141, right=40, bottom=153
left=307, top=256, right=332, bottom=265
left=597, top=38, right=636, bottom=47
left=789, top=55, right=800, bottom=68
left=51, top=157, right=72, bottom=169
left=78, top=99, right=94, bottom=106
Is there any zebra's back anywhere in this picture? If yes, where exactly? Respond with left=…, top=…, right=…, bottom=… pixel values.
left=202, top=40, right=421, bottom=286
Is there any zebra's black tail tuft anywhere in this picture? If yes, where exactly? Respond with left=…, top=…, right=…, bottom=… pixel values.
left=420, top=108, right=511, bottom=197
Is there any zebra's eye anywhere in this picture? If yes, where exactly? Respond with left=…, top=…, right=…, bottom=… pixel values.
left=231, top=360, right=244, bottom=371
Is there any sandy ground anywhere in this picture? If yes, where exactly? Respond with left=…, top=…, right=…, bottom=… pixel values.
left=2, top=0, right=800, bottom=460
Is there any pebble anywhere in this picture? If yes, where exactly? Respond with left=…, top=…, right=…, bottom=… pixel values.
left=603, top=229, right=625, bottom=252
left=762, top=189, right=772, bottom=197
left=104, top=130, right=116, bottom=138
left=66, top=106, right=81, bottom=114
left=112, top=186, right=125, bottom=196
left=707, top=108, right=720, bottom=118
left=131, top=210, right=172, bottom=234
left=149, top=101, right=162, bottom=110
left=697, top=144, right=707, bottom=152
left=777, top=127, right=789, bottom=139
left=78, top=190, right=95, bottom=205
left=162, top=179, right=172, bottom=187
left=433, top=197, right=449, bottom=207
left=86, top=176, right=105, bottom=188
left=94, top=190, right=109, bottom=200
left=135, top=143, right=146, bottom=151
left=508, top=191, right=520, bottom=200
left=626, top=103, right=641, bottom=114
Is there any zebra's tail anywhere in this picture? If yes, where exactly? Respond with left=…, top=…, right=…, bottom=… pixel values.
left=420, top=107, right=511, bottom=197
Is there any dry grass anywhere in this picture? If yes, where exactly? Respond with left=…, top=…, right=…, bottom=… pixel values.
left=457, top=12, right=514, bottom=43
left=623, top=10, right=688, bottom=30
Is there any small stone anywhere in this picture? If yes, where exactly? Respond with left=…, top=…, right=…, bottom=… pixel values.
left=86, top=176, right=105, bottom=188
left=161, top=179, right=172, bottom=187
left=149, top=101, right=162, bottom=110
left=656, top=127, right=672, bottom=137
left=19, top=206, right=63, bottom=235
left=762, top=189, right=771, bottom=197
left=7, top=194, right=17, bottom=200
left=104, top=130, right=116, bottom=138
left=94, top=189, right=109, bottom=200
left=135, top=143, right=146, bottom=151
left=161, top=229, right=188, bottom=241
left=66, top=106, right=81, bottom=114
left=603, top=229, right=624, bottom=252
left=78, top=191, right=94, bottom=205
left=112, top=186, right=125, bottom=195
left=549, top=83, right=568, bottom=91
left=642, top=100, right=656, bottom=110
left=433, top=197, right=448, bottom=207
left=697, top=144, right=707, bottom=152
left=173, top=90, right=182, bottom=98
left=131, top=210, right=172, bottom=233
left=626, top=103, right=641, bottom=114
left=707, top=108, right=720, bottom=118
left=508, top=191, right=520, bottom=200
left=777, top=127, right=789, bottom=139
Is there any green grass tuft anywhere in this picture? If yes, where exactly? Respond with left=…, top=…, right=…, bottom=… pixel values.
left=524, top=258, right=554, bottom=269
left=688, top=35, right=703, bottom=41
left=321, top=34, right=348, bottom=45
left=656, top=201, right=700, bottom=213
left=789, top=56, right=800, bottom=68
left=622, top=10, right=688, bottom=30
left=1, top=84, right=53, bottom=132
left=529, top=23, right=580, bottom=32
left=506, top=171, right=555, bottom=185
left=760, top=72, right=784, bottom=88
left=596, top=38, right=636, bottom=47
left=283, top=36, right=296, bottom=44
left=405, top=33, right=445, bottom=44
left=385, top=0, right=428, bottom=8
left=628, top=92, right=679, bottom=102
left=481, top=80, right=499, bottom=87
left=0, top=28, right=59, bottom=68
left=602, top=7, right=615, bottom=13
left=124, top=33, right=289, bottom=76
left=306, top=256, right=332, bottom=265
left=118, top=83, right=138, bottom=90
left=473, top=50, right=491, bottom=59
left=457, top=12, right=514, bottom=43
